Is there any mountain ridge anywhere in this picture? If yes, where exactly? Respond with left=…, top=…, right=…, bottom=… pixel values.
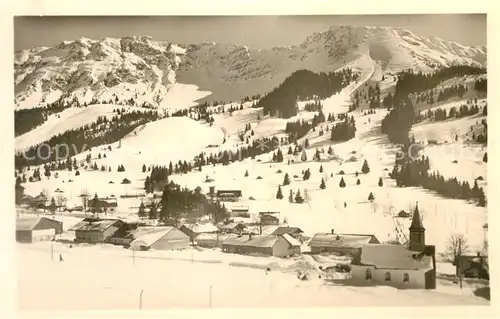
left=15, top=25, right=486, bottom=109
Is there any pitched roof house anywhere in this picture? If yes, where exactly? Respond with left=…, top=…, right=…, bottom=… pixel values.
left=16, top=217, right=63, bottom=243
left=271, top=226, right=304, bottom=237
left=222, top=233, right=301, bottom=257
left=309, top=229, right=380, bottom=255
left=129, top=227, right=190, bottom=251
left=70, top=218, right=125, bottom=243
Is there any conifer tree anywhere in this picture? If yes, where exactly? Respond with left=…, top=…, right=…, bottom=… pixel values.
left=295, top=189, right=304, bottom=203
left=361, top=160, right=370, bottom=174
left=356, top=178, right=361, bottom=185
left=368, top=192, right=375, bottom=202
left=148, top=201, right=158, bottom=220
left=339, top=177, right=346, bottom=188
left=142, top=164, right=147, bottom=173
left=245, top=169, right=249, bottom=177
left=477, top=187, right=486, bottom=207
left=276, top=185, right=283, bottom=199
left=283, top=173, right=291, bottom=186
left=483, top=152, right=487, bottom=163
left=319, top=165, right=323, bottom=173
left=138, top=202, right=146, bottom=218
left=320, top=178, right=326, bottom=189
left=301, top=149, right=307, bottom=162
left=303, top=169, right=311, bottom=181
left=289, top=189, right=294, bottom=203
left=378, top=177, right=383, bottom=187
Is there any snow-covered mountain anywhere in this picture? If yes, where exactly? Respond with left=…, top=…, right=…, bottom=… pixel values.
left=15, top=25, right=486, bottom=109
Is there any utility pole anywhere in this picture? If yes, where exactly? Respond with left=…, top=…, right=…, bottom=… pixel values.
left=139, top=289, right=144, bottom=310
left=209, top=285, right=212, bottom=308
left=458, top=237, right=463, bottom=289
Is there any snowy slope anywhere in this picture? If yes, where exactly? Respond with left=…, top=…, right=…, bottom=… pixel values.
left=15, top=25, right=486, bottom=108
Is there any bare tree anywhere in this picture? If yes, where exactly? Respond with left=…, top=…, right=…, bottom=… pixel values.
left=446, top=234, right=469, bottom=263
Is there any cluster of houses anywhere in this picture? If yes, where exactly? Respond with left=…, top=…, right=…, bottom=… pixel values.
left=16, top=202, right=488, bottom=290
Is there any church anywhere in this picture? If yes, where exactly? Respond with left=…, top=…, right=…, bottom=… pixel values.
left=350, top=203, right=437, bottom=289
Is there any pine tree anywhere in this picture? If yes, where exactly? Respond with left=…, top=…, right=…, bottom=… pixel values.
left=319, top=165, right=323, bottom=173
left=288, top=146, right=293, bottom=155
left=276, top=185, right=283, bottom=199
left=327, top=146, right=333, bottom=155
left=303, top=169, right=311, bottom=181
left=483, top=152, right=487, bottom=163
left=368, top=192, right=375, bottom=202
left=301, top=149, right=307, bottom=162
left=339, top=177, right=346, bottom=188
left=138, top=202, right=146, bottom=218
left=304, top=139, right=309, bottom=149
left=378, top=177, right=383, bottom=187
left=49, top=197, right=57, bottom=214
left=356, top=178, right=361, bottom=185
left=361, top=160, right=370, bottom=174
left=75, top=170, right=80, bottom=176
left=314, top=148, right=321, bottom=161
left=148, top=201, right=158, bottom=219
left=245, top=169, right=249, bottom=177
left=283, top=173, right=291, bottom=186
left=288, top=189, right=294, bottom=203
left=142, top=164, right=147, bottom=173
left=355, top=171, right=359, bottom=177
left=320, top=178, right=326, bottom=189
left=477, top=187, right=486, bottom=207
left=295, top=189, right=304, bottom=203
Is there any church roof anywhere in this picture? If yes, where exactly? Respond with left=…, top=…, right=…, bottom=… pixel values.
left=409, top=203, right=425, bottom=230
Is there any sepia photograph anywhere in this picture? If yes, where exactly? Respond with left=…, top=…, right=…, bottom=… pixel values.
left=12, top=12, right=489, bottom=312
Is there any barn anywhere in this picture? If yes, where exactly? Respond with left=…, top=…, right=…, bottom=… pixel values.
left=16, top=217, right=63, bottom=243
left=70, top=218, right=125, bottom=243
left=222, top=234, right=301, bottom=257
left=129, top=227, right=191, bottom=251
left=309, top=230, right=380, bottom=256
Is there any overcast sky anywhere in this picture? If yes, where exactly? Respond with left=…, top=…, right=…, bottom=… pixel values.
left=14, top=15, right=486, bottom=51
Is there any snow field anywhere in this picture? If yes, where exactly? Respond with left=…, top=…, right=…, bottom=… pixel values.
left=18, top=243, right=488, bottom=310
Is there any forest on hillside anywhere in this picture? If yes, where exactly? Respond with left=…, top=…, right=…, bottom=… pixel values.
left=256, top=69, right=359, bottom=118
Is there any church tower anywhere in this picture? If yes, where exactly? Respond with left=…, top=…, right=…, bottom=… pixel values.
left=409, top=202, right=425, bottom=252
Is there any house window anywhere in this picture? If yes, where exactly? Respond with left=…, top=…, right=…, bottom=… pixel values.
left=385, top=272, right=391, bottom=282
left=365, top=269, right=372, bottom=280
left=403, top=273, right=410, bottom=283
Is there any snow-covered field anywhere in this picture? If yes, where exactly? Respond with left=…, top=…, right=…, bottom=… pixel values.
left=17, top=243, right=488, bottom=310
left=15, top=46, right=489, bottom=311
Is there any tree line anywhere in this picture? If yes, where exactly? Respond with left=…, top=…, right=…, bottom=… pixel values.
left=15, top=109, right=162, bottom=169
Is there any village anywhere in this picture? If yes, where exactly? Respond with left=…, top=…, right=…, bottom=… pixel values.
left=16, top=184, right=489, bottom=291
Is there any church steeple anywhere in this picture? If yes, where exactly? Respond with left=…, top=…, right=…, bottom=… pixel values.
left=410, top=202, right=425, bottom=230
left=409, top=202, right=426, bottom=252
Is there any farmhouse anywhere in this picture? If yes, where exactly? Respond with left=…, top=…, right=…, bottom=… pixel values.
left=455, top=253, right=489, bottom=279
left=70, top=218, right=125, bottom=243
left=219, top=222, right=247, bottom=234
left=222, top=234, right=301, bottom=257
left=216, top=190, right=242, bottom=201
left=230, top=205, right=250, bottom=217
left=16, top=217, right=63, bottom=243
left=196, top=233, right=238, bottom=248
left=259, top=212, right=280, bottom=225
left=88, top=197, right=118, bottom=215
left=309, top=230, right=380, bottom=255
left=179, top=223, right=218, bottom=242
left=271, top=226, right=304, bottom=240
left=129, top=227, right=191, bottom=251
left=350, top=204, right=437, bottom=289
